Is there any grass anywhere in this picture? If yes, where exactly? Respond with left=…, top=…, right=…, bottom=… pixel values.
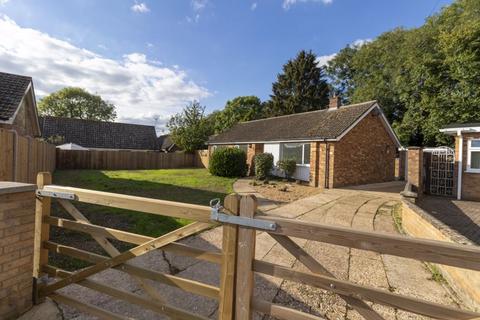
left=427, top=264, right=447, bottom=284
left=392, top=203, right=404, bottom=234
left=50, top=168, right=236, bottom=270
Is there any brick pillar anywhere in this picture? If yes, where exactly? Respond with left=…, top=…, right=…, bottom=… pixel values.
left=247, top=144, right=264, bottom=176
left=309, top=142, right=320, bottom=187
left=395, top=150, right=407, bottom=181
left=407, top=147, right=424, bottom=197
left=0, top=182, right=36, bottom=319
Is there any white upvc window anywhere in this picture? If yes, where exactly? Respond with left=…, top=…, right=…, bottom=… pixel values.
left=279, top=143, right=310, bottom=166
left=234, top=144, right=248, bottom=152
left=467, top=139, right=480, bottom=173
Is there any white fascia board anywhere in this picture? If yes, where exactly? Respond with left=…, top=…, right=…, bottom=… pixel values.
left=440, top=127, right=480, bottom=135
left=207, top=139, right=325, bottom=145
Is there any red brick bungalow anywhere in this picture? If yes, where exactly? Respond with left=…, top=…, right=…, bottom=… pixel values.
left=207, top=98, right=402, bottom=189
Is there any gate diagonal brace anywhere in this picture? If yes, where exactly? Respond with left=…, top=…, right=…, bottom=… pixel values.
left=210, top=200, right=276, bottom=231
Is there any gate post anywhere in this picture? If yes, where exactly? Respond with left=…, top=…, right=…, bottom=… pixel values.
left=33, top=172, right=52, bottom=304
left=235, top=195, right=257, bottom=320
left=406, top=147, right=424, bottom=198
left=218, top=194, right=241, bottom=320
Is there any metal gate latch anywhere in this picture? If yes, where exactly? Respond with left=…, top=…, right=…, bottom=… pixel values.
left=209, top=198, right=277, bottom=231
left=36, top=189, right=76, bottom=200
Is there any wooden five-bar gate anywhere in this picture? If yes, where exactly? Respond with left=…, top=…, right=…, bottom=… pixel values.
left=33, top=172, right=480, bottom=320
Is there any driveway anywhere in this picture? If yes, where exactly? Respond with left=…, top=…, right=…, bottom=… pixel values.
left=24, top=182, right=464, bottom=320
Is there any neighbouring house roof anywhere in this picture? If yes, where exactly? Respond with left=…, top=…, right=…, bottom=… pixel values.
left=440, top=123, right=480, bottom=135
left=0, top=72, right=32, bottom=122
left=208, top=100, right=400, bottom=146
left=39, top=116, right=158, bottom=150
left=157, top=134, right=178, bottom=152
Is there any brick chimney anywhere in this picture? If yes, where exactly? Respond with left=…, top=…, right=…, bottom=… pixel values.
left=329, top=95, right=341, bottom=110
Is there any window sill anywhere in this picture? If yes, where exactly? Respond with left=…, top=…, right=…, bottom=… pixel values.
left=296, top=164, right=310, bottom=167
left=465, top=169, right=480, bottom=174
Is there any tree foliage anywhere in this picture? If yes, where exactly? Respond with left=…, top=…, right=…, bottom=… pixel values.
left=267, top=50, right=330, bottom=117
left=325, top=0, right=480, bottom=146
left=38, top=87, right=116, bottom=121
left=167, top=101, right=211, bottom=152
left=214, top=96, right=263, bottom=133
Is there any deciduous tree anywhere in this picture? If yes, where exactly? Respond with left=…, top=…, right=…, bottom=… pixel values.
left=38, top=87, right=116, bottom=121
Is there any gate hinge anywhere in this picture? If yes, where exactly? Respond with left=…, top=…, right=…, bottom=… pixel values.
left=209, top=198, right=276, bottom=231
left=36, top=189, right=76, bottom=200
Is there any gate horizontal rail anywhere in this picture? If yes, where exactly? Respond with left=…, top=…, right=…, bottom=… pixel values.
left=230, top=195, right=480, bottom=320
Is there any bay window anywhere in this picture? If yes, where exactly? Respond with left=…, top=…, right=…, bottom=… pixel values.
left=280, top=143, right=310, bottom=165
left=467, top=139, right=480, bottom=173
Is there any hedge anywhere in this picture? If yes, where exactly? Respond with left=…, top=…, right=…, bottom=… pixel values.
left=209, top=148, right=247, bottom=177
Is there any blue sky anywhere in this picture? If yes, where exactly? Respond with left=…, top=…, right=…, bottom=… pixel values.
left=0, top=0, right=453, bottom=132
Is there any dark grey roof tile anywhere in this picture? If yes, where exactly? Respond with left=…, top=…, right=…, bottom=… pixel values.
left=208, top=101, right=377, bottom=144
left=0, top=72, right=32, bottom=121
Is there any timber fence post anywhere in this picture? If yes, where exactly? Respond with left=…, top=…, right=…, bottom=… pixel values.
left=218, top=194, right=241, bottom=320
left=235, top=194, right=257, bottom=320
left=33, top=172, right=52, bottom=304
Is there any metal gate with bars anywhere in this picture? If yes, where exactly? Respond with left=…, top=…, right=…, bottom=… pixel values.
left=426, top=147, right=455, bottom=196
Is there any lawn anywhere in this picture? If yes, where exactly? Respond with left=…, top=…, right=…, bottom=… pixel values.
left=50, top=168, right=236, bottom=270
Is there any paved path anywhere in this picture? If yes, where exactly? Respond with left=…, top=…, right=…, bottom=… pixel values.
left=24, top=181, right=464, bottom=320
left=419, top=196, right=480, bottom=245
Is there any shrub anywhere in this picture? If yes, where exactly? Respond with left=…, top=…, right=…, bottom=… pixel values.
left=277, top=159, right=297, bottom=180
left=254, top=153, right=274, bottom=180
left=209, top=148, right=247, bottom=177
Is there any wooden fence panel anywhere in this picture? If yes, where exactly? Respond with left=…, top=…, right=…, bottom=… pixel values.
left=56, top=149, right=200, bottom=170
left=0, top=129, right=56, bottom=183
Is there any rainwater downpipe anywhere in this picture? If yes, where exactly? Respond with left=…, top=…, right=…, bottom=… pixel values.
left=457, top=129, right=463, bottom=200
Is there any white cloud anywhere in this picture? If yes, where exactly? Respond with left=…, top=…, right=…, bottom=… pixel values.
left=315, top=38, right=372, bottom=67
left=0, top=0, right=9, bottom=6
left=251, top=3, right=257, bottom=10
left=315, top=53, right=336, bottom=67
left=351, top=38, right=372, bottom=47
left=0, top=15, right=210, bottom=132
left=146, top=42, right=154, bottom=48
left=97, top=44, right=107, bottom=50
left=282, top=0, right=332, bottom=10
left=131, top=2, right=150, bottom=13
left=187, top=0, right=208, bottom=23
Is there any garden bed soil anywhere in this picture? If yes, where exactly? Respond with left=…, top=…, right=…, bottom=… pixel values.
left=251, top=179, right=322, bottom=203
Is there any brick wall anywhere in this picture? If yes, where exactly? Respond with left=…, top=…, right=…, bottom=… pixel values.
left=332, top=112, right=397, bottom=187
left=407, top=147, right=423, bottom=197
left=0, top=182, right=36, bottom=319
left=458, top=133, right=480, bottom=201
left=246, top=143, right=264, bottom=176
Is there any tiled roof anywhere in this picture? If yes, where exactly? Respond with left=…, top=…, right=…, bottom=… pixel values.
left=0, top=72, right=32, bottom=121
left=208, top=100, right=377, bottom=144
left=39, top=116, right=158, bottom=150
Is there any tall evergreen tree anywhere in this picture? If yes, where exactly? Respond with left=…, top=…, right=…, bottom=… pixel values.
left=267, top=50, right=330, bottom=117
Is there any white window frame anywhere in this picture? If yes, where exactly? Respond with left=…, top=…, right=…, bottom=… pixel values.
left=279, top=143, right=310, bottom=167
left=466, top=138, right=480, bottom=173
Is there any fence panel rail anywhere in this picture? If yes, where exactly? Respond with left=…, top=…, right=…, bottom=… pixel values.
left=56, top=149, right=199, bottom=170
left=0, top=129, right=56, bottom=183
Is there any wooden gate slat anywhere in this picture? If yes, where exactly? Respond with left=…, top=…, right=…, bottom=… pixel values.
left=252, top=299, right=326, bottom=320
left=43, top=242, right=220, bottom=299
left=254, top=260, right=480, bottom=320
left=57, top=199, right=167, bottom=304
left=40, top=221, right=211, bottom=296
left=270, top=234, right=384, bottom=320
left=45, top=266, right=209, bottom=320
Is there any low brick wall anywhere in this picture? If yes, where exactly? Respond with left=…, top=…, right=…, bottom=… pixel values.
left=402, top=200, right=480, bottom=311
left=0, top=182, right=36, bottom=319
